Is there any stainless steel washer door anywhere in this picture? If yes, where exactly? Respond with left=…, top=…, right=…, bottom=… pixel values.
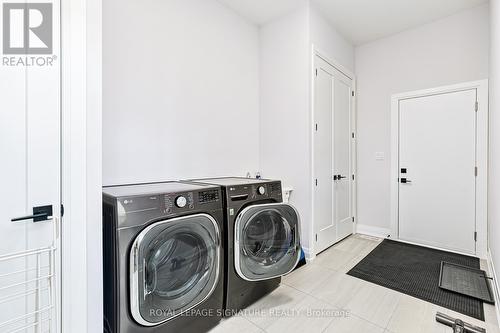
left=130, top=214, right=220, bottom=326
left=234, top=203, right=301, bottom=281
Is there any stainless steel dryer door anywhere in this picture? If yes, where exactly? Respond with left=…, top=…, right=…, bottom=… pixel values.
left=130, top=214, right=221, bottom=326
left=234, top=203, right=301, bottom=281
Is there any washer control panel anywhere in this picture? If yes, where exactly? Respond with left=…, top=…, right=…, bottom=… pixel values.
left=109, top=184, right=223, bottom=226
left=162, top=188, right=221, bottom=214
left=199, top=189, right=220, bottom=204
left=164, top=192, right=194, bottom=213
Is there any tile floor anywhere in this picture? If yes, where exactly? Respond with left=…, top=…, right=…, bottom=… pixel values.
left=210, top=234, right=500, bottom=333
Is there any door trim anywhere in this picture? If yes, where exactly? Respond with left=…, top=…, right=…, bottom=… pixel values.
left=390, top=80, right=488, bottom=258
left=61, top=0, right=102, bottom=331
left=310, top=46, right=357, bottom=258
left=129, top=213, right=221, bottom=327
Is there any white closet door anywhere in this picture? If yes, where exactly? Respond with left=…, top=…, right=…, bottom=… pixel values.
left=314, top=55, right=354, bottom=254
left=314, top=59, right=335, bottom=253
left=0, top=1, right=61, bottom=331
left=398, top=89, right=477, bottom=254
left=333, top=78, right=353, bottom=241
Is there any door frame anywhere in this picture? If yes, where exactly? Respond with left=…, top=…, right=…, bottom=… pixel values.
left=310, top=46, right=357, bottom=258
left=61, top=0, right=102, bottom=331
left=390, top=80, right=488, bottom=258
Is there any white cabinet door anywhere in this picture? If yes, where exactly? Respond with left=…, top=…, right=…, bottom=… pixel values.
left=0, top=1, right=61, bottom=331
left=398, top=89, right=477, bottom=254
left=314, top=55, right=354, bottom=254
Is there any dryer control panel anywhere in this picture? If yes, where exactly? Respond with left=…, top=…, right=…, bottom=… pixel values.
left=227, top=181, right=282, bottom=206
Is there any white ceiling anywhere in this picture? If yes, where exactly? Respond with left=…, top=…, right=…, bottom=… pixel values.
left=312, top=0, right=488, bottom=45
left=216, top=0, right=307, bottom=25
left=216, top=0, right=488, bottom=45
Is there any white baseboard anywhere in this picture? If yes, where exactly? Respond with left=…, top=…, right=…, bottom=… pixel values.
left=356, top=224, right=391, bottom=239
left=487, top=250, right=500, bottom=327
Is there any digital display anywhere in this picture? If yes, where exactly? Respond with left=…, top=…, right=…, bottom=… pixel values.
left=199, top=190, right=219, bottom=203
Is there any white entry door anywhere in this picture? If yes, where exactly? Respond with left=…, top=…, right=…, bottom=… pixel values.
left=0, top=1, right=61, bottom=331
left=398, top=89, right=477, bottom=254
left=314, top=55, right=354, bottom=254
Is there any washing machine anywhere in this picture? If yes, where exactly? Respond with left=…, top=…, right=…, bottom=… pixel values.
left=186, top=177, right=301, bottom=314
left=102, top=182, right=224, bottom=333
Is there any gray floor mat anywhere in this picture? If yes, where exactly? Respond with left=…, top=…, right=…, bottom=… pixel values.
left=439, top=261, right=495, bottom=304
left=347, top=239, right=485, bottom=321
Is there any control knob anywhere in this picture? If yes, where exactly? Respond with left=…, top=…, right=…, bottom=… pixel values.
left=257, top=186, right=266, bottom=195
left=175, top=196, right=187, bottom=208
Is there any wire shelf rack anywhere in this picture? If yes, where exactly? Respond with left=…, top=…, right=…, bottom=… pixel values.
left=0, top=218, right=58, bottom=333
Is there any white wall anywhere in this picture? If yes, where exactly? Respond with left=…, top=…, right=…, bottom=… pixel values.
left=103, top=0, right=260, bottom=185
left=355, top=4, right=490, bottom=233
left=309, top=4, right=354, bottom=72
left=489, top=0, right=500, bottom=307
left=259, top=4, right=312, bottom=253
left=259, top=3, right=355, bottom=257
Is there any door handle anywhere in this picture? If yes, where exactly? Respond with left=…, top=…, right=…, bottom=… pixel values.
left=336, top=175, right=347, bottom=180
left=11, top=205, right=53, bottom=222
left=400, top=178, right=412, bottom=184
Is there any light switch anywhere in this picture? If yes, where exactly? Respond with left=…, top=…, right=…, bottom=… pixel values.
left=375, top=152, right=385, bottom=161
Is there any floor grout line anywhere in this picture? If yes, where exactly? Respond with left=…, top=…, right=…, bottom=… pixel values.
left=351, top=313, right=388, bottom=331
left=319, top=315, right=339, bottom=333
left=382, top=292, right=402, bottom=331
left=241, top=315, right=267, bottom=332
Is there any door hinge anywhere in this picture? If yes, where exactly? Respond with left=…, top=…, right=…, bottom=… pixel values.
left=61, top=204, right=64, bottom=217
left=315, top=123, right=318, bottom=131
left=475, top=101, right=479, bottom=112
left=315, top=179, right=318, bottom=186
left=352, top=174, right=355, bottom=181
left=352, top=132, right=355, bottom=139
left=475, top=166, right=478, bottom=177
left=474, top=231, right=477, bottom=242
left=315, top=234, right=318, bottom=242
left=352, top=216, right=355, bottom=223
left=315, top=68, right=318, bottom=76
left=352, top=91, right=355, bottom=97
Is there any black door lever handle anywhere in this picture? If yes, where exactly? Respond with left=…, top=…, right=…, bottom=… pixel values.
left=11, top=213, right=49, bottom=222
left=11, top=205, right=53, bottom=222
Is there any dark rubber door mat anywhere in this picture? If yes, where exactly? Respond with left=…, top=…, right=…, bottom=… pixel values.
left=439, top=262, right=495, bottom=304
left=347, top=239, right=484, bottom=320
